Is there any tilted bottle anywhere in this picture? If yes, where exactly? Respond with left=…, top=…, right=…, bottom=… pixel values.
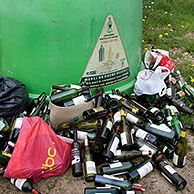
left=127, top=154, right=162, bottom=182
left=100, top=161, right=133, bottom=176
left=9, top=178, right=41, bottom=193
left=157, top=160, right=187, bottom=190
left=143, top=123, right=177, bottom=145
left=103, top=126, right=121, bottom=162
left=71, top=128, right=83, bottom=177
left=157, top=140, right=174, bottom=159
left=113, top=150, right=151, bottom=161
left=94, top=174, right=145, bottom=192
left=82, top=106, right=109, bottom=120
left=120, top=109, right=134, bottom=149
left=100, top=112, right=114, bottom=142
left=95, top=87, right=105, bottom=107
left=83, top=135, right=97, bottom=182
left=104, top=94, right=119, bottom=112
left=50, top=86, right=89, bottom=104
left=131, top=125, right=158, bottom=145
left=172, top=128, right=187, bottom=168
left=118, top=99, right=138, bottom=115
left=165, top=104, right=173, bottom=127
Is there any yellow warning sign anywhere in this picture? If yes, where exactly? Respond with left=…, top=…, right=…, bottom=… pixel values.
left=80, top=14, right=130, bottom=88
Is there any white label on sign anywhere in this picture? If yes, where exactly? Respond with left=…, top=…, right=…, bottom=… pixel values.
left=80, top=14, right=130, bottom=88
left=137, top=162, right=153, bottom=178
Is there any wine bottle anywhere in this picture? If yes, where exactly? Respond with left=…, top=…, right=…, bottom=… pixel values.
left=84, top=187, right=120, bottom=194
left=95, top=87, right=105, bottom=107
left=0, top=151, right=11, bottom=168
left=83, top=106, right=109, bottom=120
left=104, top=94, right=119, bottom=111
left=120, top=109, right=134, bottom=149
left=0, top=135, right=14, bottom=154
left=157, top=140, right=174, bottom=159
left=143, top=123, right=177, bottom=145
left=25, top=92, right=46, bottom=116
left=157, top=160, right=187, bottom=190
left=113, top=150, right=151, bottom=161
left=84, top=135, right=96, bottom=182
left=95, top=174, right=145, bottom=192
left=42, top=105, right=51, bottom=126
left=135, top=138, right=158, bottom=158
left=166, top=74, right=175, bottom=98
left=50, top=86, right=89, bottom=104
left=177, top=70, right=194, bottom=98
left=10, top=112, right=26, bottom=143
left=172, top=128, right=187, bottom=168
left=103, top=126, right=121, bottom=162
left=71, top=128, right=83, bottom=177
left=127, top=154, right=162, bottom=182
left=9, top=178, right=41, bottom=193
left=118, top=99, right=138, bottom=114
left=100, top=161, right=133, bottom=176
left=0, top=117, right=9, bottom=134
left=170, top=109, right=182, bottom=139
left=100, top=112, right=114, bottom=142
left=52, top=83, right=84, bottom=91
left=132, top=125, right=158, bottom=145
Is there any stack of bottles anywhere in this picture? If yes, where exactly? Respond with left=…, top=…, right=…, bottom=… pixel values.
left=0, top=69, right=193, bottom=193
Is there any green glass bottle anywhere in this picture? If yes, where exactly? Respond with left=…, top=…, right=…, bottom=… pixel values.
left=50, top=86, right=89, bottom=104
left=172, top=128, right=187, bottom=168
left=84, top=135, right=96, bottom=182
left=157, top=140, right=175, bottom=159
left=9, top=178, right=41, bottom=193
left=166, top=74, right=175, bottom=98
left=157, top=160, right=187, bottom=190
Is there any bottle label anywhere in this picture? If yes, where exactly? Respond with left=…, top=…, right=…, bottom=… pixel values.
left=161, top=172, right=173, bottom=184
left=139, top=145, right=155, bottom=157
left=166, top=88, right=172, bottom=96
left=162, top=146, right=168, bottom=153
left=137, top=162, right=153, bottom=178
left=114, top=149, right=122, bottom=156
left=86, top=161, right=96, bottom=174
left=126, top=191, right=135, bottom=194
left=173, top=153, right=186, bottom=166
left=14, top=118, right=23, bottom=129
left=72, top=95, right=86, bottom=105
left=135, top=128, right=148, bottom=139
left=71, top=148, right=81, bottom=165
left=113, top=111, right=121, bottom=123
left=126, top=113, right=138, bottom=124
left=109, top=94, right=122, bottom=100
left=150, top=124, right=172, bottom=133
left=120, top=132, right=127, bottom=146
left=149, top=107, right=159, bottom=114
left=106, top=120, right=113, bottom=131
left=77, top=131, right=88, bottom=140
left=164, top=164, right=177, bottom=175
left=93, top=107, right=104, bottom=112
left=109, top=162, right=122, bottom=168
left=70, top=84, right=81, bottom=89
left=11, top=178, right=27, bottom=191
left=110, top=137, right=120, bottom=155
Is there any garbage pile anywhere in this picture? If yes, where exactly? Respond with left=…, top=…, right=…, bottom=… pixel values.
left=0, top=49, right=194, bottom=194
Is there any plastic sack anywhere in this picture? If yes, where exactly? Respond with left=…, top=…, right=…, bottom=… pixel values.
left=0, top=77, right=28, bottom=123
left=144, top=49, right=175, bottom=72
left=4, top=117, right=71, bottom=183
left=134, top=66, right=169, bottom=96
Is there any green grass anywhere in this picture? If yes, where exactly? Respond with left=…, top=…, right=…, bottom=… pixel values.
left=142, top=0, right=194, bottom=125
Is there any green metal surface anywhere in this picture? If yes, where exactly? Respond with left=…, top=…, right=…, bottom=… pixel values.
left=0, top=0, right=143, bottom=97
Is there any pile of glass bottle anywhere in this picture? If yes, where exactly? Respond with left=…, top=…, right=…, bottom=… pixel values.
left=0, top=69, right=193, bottom=194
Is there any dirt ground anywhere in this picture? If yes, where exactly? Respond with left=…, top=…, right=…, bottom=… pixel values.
left=0, top=129, right=193, bottom=194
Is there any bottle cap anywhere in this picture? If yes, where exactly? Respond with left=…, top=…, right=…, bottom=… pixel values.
left=133, top=184, right=145, bottom=192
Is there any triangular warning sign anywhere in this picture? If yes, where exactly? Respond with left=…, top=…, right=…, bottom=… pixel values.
left=80, top=14, right=130, bottom=88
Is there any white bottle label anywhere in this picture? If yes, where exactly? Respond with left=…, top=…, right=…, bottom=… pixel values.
left=183, top=155, right=186, bottom=166
left=150, top=123, right=172, bottom=133
left=109, top=94, right=122, bottom=100
left=126, top=113, right=138, bottom=124
left=164, top=164, right=177, bottom=175
left=114, top=149, right=122, bottom=156
left=77, top=131, right=88, bottom=140
left=110, top=137, right=119, bottom=155
left=162, top=146, right=168, bottom=153
left=93, top=107, right=104, bottom=112
left=11, top=178, right=27, bottom=191
left=135, top=128, right=148, bottom=139
left=113, top=111, right=121, bottom=123
left=137, top=162, right=153, bottom=178
left=109, top=162, right=122, bottom=168
left=166, top=88, right=172, bottom=96
left=103, top=174, right=124, bottom=181
left=86, top=161, right=96, bottom=174
left=72, top=95, right=86, bottom=105
left=139, top=144, right=155, bottom=158
left=126, top=191, right=135, bottom=194
left=173, top=153, right=179, bottom=165
left=106, top=120, right=113, bottom=131
left=14, top=118, right=23, bottom=129
left=70, top=84, right=81, bottom=89
left=120, top=132, right=127, bottom=146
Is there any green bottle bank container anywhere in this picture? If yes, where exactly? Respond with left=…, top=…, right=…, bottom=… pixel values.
left=0, top=0, right=143, bottom=98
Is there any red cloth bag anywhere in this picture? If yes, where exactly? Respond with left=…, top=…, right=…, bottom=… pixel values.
left=4, top=117, right=71, bottom=183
